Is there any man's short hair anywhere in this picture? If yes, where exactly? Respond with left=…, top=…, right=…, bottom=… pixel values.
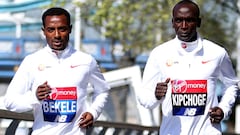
left=173, top=0, right=200, bottom=17
left=42, top=7, right=71, bottom=27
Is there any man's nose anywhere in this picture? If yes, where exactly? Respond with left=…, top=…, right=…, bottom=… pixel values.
left=54, top=30, right=60, bottom=38
left=181, top=20, right=187, bottom=28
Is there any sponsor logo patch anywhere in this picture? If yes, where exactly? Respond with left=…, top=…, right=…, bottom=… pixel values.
left=70, top=64, right=81, bottom=68
left=201, top=60, right=211, bottom=64
left=166, top=59, right=179, bottom=67
left=171, top=80, right=207, bottom=116
left=42, top=87, right=77, bottom=123
left=38, top=64, right=52, bottom=71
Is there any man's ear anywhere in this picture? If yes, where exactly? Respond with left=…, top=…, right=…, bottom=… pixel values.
left=41, top=27, right=44, bottom=32
left=172, top=18, right=174, bottom=28
left=41, top=27, right=46, bottom=36
left=69, top=24, right=72, bottom=33
left=197, top=18, right=201, bottom=27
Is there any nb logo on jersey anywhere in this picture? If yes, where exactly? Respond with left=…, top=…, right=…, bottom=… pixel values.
left=184, top=108, right=197, bottom=116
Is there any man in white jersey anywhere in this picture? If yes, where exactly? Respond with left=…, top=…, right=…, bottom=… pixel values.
left=137, top=0, right=239, bottom=135
left=4, top=7, right=110, bottom=135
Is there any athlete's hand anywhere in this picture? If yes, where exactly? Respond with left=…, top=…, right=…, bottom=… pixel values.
left=155, top=78, right=171, bottom=100
left=36, top=81, right=51, bottom=100
left=209, top=107, right=224, bottom=124
left=79, top=112, right=94, bottom=129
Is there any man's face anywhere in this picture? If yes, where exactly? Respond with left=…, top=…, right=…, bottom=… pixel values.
left=172, top=4, right=200, bottom=42
left=42, top=15, right=72, bottom=50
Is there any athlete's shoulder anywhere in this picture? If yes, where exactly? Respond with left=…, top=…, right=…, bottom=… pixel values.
left=202, top=39, right=227, bottom=53
left=75, top=50, right=95, bottom=59
left=72, top=50, right=99, bottom=66
left=23, top=47, right=45, bottom=60
left=202, top=39, right=225, bottom=50
left=151, top=39, right=175, bottom=54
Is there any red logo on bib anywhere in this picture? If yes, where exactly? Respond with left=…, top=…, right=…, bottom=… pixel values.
left=171, top=80, right=187, bottom=93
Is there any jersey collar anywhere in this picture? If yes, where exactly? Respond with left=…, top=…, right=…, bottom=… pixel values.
left=175, top=35, right=203, bottom=56
left=45, top=43, right=74, bottom=59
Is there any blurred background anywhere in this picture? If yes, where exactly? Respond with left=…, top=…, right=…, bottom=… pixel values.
left=0, top=0, right=240, bottom=134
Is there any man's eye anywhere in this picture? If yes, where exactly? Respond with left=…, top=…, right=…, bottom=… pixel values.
left=175, top=18, right=182, bottom=23
left=174, top=18, right=197, bottom=23
left=59, top=27, right=67, bottom=32
left=47, top=28, right=55, bottom=32
left=186, top=18, right=197, bottom=22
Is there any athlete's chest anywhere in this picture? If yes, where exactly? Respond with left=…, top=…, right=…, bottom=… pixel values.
left=32, top=56, right=91, bottom=87
left=161, top=55, right=220, bottom=79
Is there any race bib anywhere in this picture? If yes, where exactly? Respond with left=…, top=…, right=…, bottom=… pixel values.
left=42, top=87, right=77, bottom=123
left=171, top=80, right=207, bottom=116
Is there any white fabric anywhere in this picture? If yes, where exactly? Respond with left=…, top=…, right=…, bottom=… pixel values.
left=137, top=36, right=239, bottom=135
left=4, top=44, right=110, bottom=135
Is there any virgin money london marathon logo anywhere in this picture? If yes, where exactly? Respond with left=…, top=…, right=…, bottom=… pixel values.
left=171, top=80, right=207, bottom=116
left=42, top=87, right=77, bottom=122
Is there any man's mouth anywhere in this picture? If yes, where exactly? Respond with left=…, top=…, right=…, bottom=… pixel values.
left=178, top=33, right=190, bottom=41
left=53, top=41, right=62, bottom=46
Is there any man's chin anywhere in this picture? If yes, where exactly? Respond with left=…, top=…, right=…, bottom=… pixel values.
left=50, top=46, right=65, bottom=51
left=178, top=36, right=190, bottom=42
left=52, top=44, right=64, bottom=50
